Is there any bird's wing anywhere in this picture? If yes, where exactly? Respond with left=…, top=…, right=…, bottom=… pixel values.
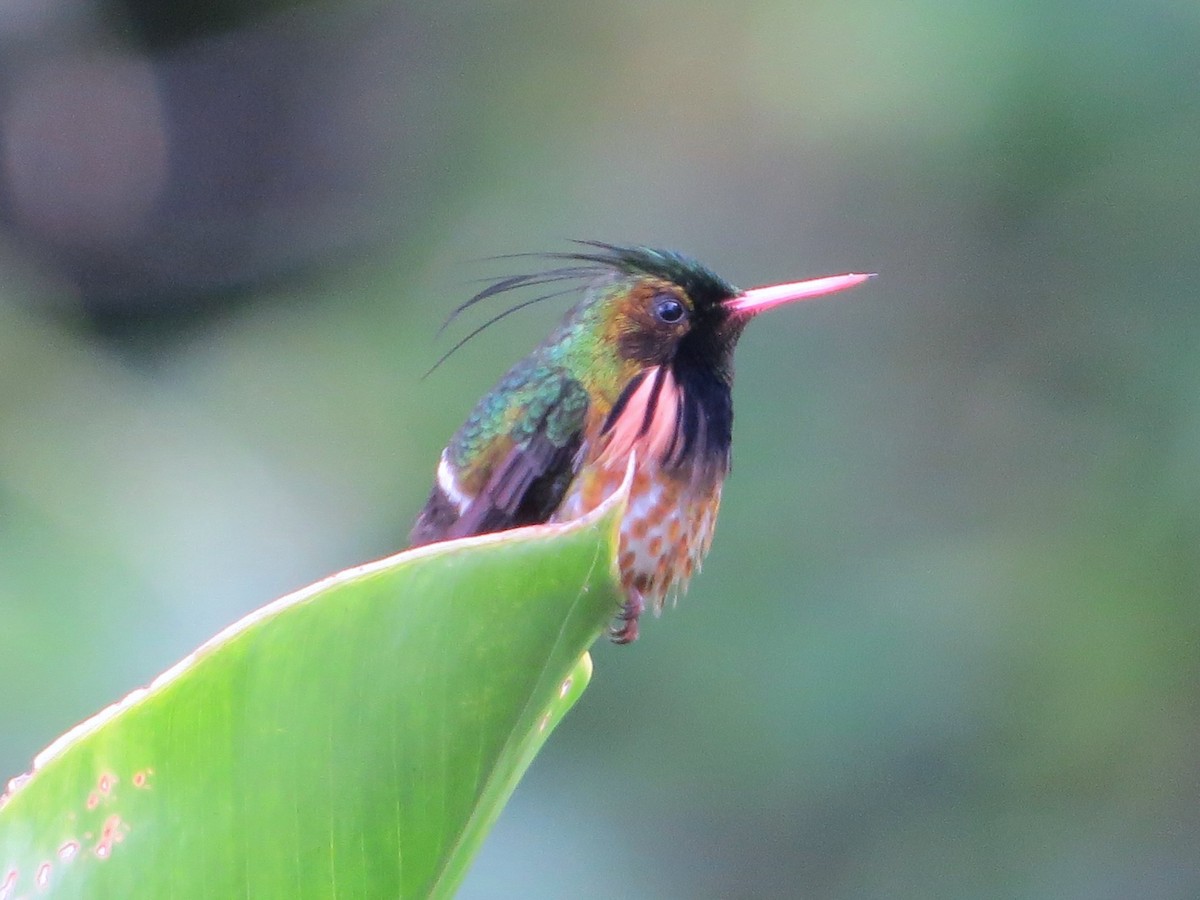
left=408, top=376, right=589, bottom=546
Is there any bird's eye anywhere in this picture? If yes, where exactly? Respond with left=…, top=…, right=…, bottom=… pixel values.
left=653, top=296, right=687, bottom=325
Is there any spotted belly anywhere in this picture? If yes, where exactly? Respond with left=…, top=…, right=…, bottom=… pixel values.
left=554, top=461, right=722, bottom=612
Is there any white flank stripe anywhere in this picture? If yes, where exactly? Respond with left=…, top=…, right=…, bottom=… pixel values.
left=437, top=450, right=472, bottom=513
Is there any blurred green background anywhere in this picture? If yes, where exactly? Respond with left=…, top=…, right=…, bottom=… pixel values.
left=2, top=1, right=1198, bottom=896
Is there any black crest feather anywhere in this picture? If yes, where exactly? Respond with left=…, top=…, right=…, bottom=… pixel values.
left=425, top=242, right=739, bottom=376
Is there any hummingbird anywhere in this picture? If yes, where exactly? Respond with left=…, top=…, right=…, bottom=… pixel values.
left=410, top=243, right=872, bottom=643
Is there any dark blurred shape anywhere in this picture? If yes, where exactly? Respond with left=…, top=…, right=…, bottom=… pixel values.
left=108, top=0, right=311, bottom=49
left=0, top=1, right=427, bottom=334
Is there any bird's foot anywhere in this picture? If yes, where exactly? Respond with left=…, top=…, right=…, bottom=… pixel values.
left=609, top=589, right=644, bottom=644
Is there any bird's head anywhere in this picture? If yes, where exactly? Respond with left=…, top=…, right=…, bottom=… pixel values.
left=555, top=243, right=871, bottom=396
left=530, top=244, right=873, bottom=479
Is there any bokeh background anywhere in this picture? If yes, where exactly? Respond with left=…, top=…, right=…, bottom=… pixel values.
left=2, top=1, right=1198, bottom=896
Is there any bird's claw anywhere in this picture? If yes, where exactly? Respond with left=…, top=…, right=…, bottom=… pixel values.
left=609, top=589, right=644, bottom=644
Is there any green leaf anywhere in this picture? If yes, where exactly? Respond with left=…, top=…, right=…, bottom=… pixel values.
left=0, top=474, right=628, bottom=898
